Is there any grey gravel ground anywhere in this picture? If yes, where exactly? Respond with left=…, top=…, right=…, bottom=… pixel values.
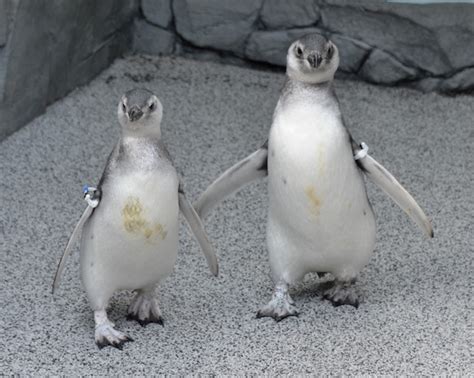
left=0, top=56, right=472, bottom=375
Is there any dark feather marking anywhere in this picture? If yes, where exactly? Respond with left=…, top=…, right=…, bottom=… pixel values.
left=258, top=157, right=268, bottom=172
left=349, top=134, right=369, bottom=173
left=258, top=139, right=269, bottom=173
left=355, top=159, right=368, bottom=173
left=97, top=147, right=117, bottom=192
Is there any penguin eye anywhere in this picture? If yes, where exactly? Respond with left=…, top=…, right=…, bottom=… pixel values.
left=327, top=45, right=334, bottom=59
left=295, top=46, right=303, bottom=58
left=122, top=103, right=126, bottom=112
left=149, top=102, right=156, bottom=111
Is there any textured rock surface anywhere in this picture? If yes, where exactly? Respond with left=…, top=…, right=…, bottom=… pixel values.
left=134, top=19, right=175, bottom=55
left=330, top=34, right=370, bottom=73
left=44, top=0, right=138, bottom=102
left=0, top=0, right=52, bottom=138
left=2, top=1, right=474, bottom=139
left=136, top=0, right=474, bottom=94
left=415, top=77, right=442, bottom=93
left=0, top=0, right=138, bottom=140
left=0, top=0, right=7, bottom=47
left=320, top=5, right=450, bottom=76
left=0, top=0, right=13, bottom=105
left=435, top=25, right=474, bottom=70
left=245, top=28, right=323, bottom=66
left=173, top=0, right=262, bottom=54
left=360, top=49, right=418, bottom=85
left=440, top=67, right=474, bottom=92
left=0, top=55, right=472, bottom=375
left=141, top=0, right=172, bottom=28
left=260, top=0, right=319, bottom=30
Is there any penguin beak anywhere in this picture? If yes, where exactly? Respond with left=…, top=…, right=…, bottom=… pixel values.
left=128, top=106, right=143, bottom=122
left=307, top=54, right=322, bottom=68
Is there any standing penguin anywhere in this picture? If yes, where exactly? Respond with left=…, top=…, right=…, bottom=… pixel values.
left=195, top=34, right=433, bottom=321
left=53, top=89, right=218, bottom=348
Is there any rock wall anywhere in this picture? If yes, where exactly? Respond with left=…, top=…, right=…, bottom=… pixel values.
left=1, top=1, right=472, bottom=139
left=135, top=0, right=474, bottom=94
left=0, top=0, right=138, bottom=140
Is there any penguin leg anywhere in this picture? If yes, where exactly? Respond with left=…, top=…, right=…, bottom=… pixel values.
left=126, top=286, right=164, bottom=327
left=94, top=309, right=133, bottom=350
left=256, top=281, right=299, bottom=322
left=322, top=278, right=360, bottom=308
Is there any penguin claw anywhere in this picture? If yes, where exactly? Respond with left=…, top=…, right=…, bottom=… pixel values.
left=257, top=282, right=299, bottom=322
left=322, top=281, right=360, bottom=308
left=96, top=339, right=109, bottom=350
left=95, top=324, right=133, bottom=350
left=256, top=308, right=299, bottom=322
left=329, top=297, right=359, bottom=308
left=126, top=312, right=164, bottom=327
left=256, top=301, right=299, bottom=322
left=96, top=336, right=133, bottom=350
left=126, top=291, right=164, bottom=327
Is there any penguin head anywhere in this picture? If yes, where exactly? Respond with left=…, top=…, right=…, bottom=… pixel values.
left=287, top=33, right=339, bottom=84
left=118, top=88, right=163, bottom=137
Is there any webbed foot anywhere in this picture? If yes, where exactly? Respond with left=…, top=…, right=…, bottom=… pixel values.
left=94, top=310, right=133, bottom=350
left=257, top=281, right=299, bottom=322
left=95, top=323, right=133, bottom=350
left=127, top=288, right=164, bottom=327
left=323, top=280, right=360, bottom=308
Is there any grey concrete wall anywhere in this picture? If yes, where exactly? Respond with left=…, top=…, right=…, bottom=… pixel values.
left=134, top=0, right=474, bottom=94
left=0, top=0, right=138, bottom=140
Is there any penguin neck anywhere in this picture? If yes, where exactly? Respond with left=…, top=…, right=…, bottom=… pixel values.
left=288, top=77, right=333, bottom=94
left=117, top=134, right=164, bottom=171
left=122, top=125, right=162, bottom=139
left=120, top=128, right=162, bottom=159
left=121, top=133, right=161, bottom=144
left=282, top=77, right=336, bottom=106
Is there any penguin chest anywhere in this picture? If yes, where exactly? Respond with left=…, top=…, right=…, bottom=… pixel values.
left=80, top=169, right=180, bottom=292
left=83, top=169, right=180, bottom=276
left=266, top=99, right=376, bottom=277
left=268, top=102, right=370, bottom=231
left=107, top=171, right=180, bottom=247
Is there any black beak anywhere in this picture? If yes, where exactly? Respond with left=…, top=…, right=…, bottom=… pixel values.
left=307, top=54, right=322, bottom=68
left=128, top=106, right=143, bottom=122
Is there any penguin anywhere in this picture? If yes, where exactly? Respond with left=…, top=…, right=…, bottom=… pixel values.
left=52, top=88, right=218, bottom=348
left=194, top=34, right=433, bottom=321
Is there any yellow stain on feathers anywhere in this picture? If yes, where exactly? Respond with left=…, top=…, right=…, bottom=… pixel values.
left=122, top=196, right=167, bottom=242
left=305, top=186, right=322, bottom=216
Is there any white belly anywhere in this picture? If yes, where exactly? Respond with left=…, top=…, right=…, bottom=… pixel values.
left=267, top=101, right=376, bottom=282
left=80, top=169, right=179, bottom=306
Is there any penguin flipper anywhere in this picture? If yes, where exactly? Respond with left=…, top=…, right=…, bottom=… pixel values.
left=178, top=187, right=219, bottom=276
left=194, top=142, right=268, bottom=218
left=52, top=206, right=94, bottom=293
left=356, top=152, right=434, bottom=238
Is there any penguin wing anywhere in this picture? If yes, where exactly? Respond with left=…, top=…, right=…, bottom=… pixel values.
left=52, top=146, right=115, bottom=294
left=194, top=141, right=268, bottom=218
left=354, top=145, right=433, bottom=238
left=52, top=205, right=94, bottom=293
left=178, top=186, right=219, bottom=276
